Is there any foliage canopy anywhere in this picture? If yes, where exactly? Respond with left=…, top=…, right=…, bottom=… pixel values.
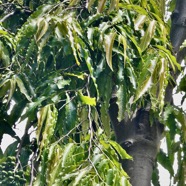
left=0, top=0, right=186, bottom=185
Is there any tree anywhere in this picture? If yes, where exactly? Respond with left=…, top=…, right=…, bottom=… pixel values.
left=0, top=0, right=185, bottom=185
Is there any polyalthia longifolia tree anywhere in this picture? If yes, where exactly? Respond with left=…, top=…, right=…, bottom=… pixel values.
left=0, top=0, right=186, bottom=185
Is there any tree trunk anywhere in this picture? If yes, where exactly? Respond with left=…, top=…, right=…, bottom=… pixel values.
left=109, top=101, right=163, bottom=186
left=109, top=1, right=186, bottom=185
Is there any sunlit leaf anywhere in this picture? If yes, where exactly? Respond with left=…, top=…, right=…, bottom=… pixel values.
left=35, top=18, right=49, bottom=42
left=78, top=91, right=96, bottom=106
left=109, top=140, right=132, bottom=160
left=139, top=20, right=156, bottom=52
left=97, top=0, right=106, bottom=13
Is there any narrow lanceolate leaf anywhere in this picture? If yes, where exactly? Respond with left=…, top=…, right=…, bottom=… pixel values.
left=118, top=34, right=128, bottom=66
left=61, top=143, right=76, bottom=167
left=139, top=20, right=156, bottom=52
left=64, top=72, right=86, bottom=80
left=97, top=0, right=106, bottom=13
left=116, top=84, right=127, bottom=122
left=7, top=79, right=16, bottom=104
left=134, top=15, right=146, bottom=30
left=86, top=0, right=96, bottom=11
left=156, top=45, right=180, bottom=71
left=35, top=18, right=49, bottom=42
left=14, top=75, right=32, bottom=102
left=37, top=105, right=58, bottom=154
left=36, top=105, right=49, bottom=143
left=100, top=104, right=111, bottom=137
left=135, top=59, right=157, bottom=102
left=157, top=58, right=168, bottom=112
left=104, top=32, right=117, bottom=71
left=109, top=140, right=132, bottom=160
left=78, top=91, right=96, bottom=106
left=72, top=167, right=91, bottom=186
left=174, top=109, right=186, bottom=142
left=65, top=93, right=77, bottom=130
left=67, top=23, right=80, bottom=66
left=0, top=41, right=10, bottom=67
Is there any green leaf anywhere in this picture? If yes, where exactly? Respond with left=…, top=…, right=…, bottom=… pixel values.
left=78, top=91, right=96, bottom=106
left=65, top=93, right=77, bottom=130
left=97, top=0, right=106, bottom=13
left=100, top=103, right=111, bottom=137
left=0, top=41, right=10, bottom=67
left=157, top=150, right=174, bottom=176
left=21, top=96, right=46, bottom=121
left=109, top=140, right=132, bottom=160
left=37, top=105, right=58, bottom=154
left=118, top=34, right=128, bottom=66
left=135, top=57, right=157, bottom=102
left=134, top=15, right=146, bottom=30
left=4, top=141, right=19, bottom=157
left=14, top=75, right=32, bottom=102
left=156, top=45, right=180, bottom=71
left=61, top=143, right=76, bottom=167
left=35, top=18, right=49, bottom=42
left=56, top=79, right=70, bottom=89
left=7, top=79, right=16, bottom=104
left=119, top=3, right=148, bottom=15
left=106, top=169, right=114, bottom=185
left=104, top=32, right=117, bottom=71
left=139, top=20, right=156, bottom=52
left=72, top=167, right=91, bottom=186
left=178, top=76, right=186, bottom=92
left=116, top=84, right=127, bottom=122
left=174, top=108, right=186, bottom=142
left=64, top=72, right=86, bottom=80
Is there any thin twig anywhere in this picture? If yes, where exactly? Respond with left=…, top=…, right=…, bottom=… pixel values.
left=53, top=121, right=83, bottom=145
left=0, top=11, right=15, bottom=22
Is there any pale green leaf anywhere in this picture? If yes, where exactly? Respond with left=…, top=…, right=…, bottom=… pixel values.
left=104, top=32, right=117, bottom=71
left=56, top=79, right=70, bottom=89
left=97, top=0, right=106, bottom=13
left=119, top=4, right=148, bottom=15
left=156, top=45, right=180, bottom=71
left=116, top=84, right=127, bottom=122
left=72, top=167, right=91, bottom=186
left=35, top=104, right=58, bottom=157
left=134, top=15, right=146, bottom=30
left=62, top=143, right=76, bottom=167
left=64, top=72, right=86, bottom=80
left=109, top=0, right=119, bottom=12
left=118, top=34, right=128, bottom=66
left=35, top=18, right=49, bottom=42
left=139, top=20, right=156, bottom=52
left=86, top=0, right=96, bottom=11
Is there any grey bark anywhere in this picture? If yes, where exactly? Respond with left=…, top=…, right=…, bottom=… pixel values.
left=109, top=0, right=186, bottom=185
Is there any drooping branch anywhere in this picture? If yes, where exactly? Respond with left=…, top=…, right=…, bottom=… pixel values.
left=109, top=1, right=186, bottom=186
